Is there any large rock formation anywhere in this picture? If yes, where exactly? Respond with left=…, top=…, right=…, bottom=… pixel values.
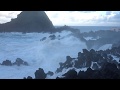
left=0, top=11, right=55, bottom=33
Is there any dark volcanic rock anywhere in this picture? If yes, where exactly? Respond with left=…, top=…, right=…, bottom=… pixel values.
left=46, top=71, right=54, bottom=76
left=23, top=77, right=26, bottom=79
left=49, top=35, right=56, bottom=40
left=35, top=68, right=46, bottom=79
left=23, top=61, right=29, bottom=66
left=16, top=58, right=24, bottom=66
left=92, top=63, right=99, bottom=70
left=27, top=76, right=33, bottom=79
left=100, top=62, right=120, bottom=79
left=77, top=71, right=87, bottom=79
left=0, top=11, right=55, bottom=33
left=55, top=56, right=74, bottom=73
left=1, top=58, right=28, bottom=66
left=2, top=60, right=12, bottom=66
left=13, top=58, right=29, bottom=66
left=61, top=69, right=77, bottom=79
left=40, top=37, right=47, bottom=41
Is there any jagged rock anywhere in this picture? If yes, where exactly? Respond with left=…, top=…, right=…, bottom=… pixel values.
left=1, top=60, right=12, bottom=66
left=34, top=68, right=46, bottom=79
left=86, top=61, right=92, bottom=67
left=0, top=11, right=55, bottom=33
left=108, top=55, right=113, bottom=61
left=92, top=63, right=99, bottom=70
left=90, top=49, right=96, bottom=54
left=13, top=58, right=28, bottom=66
left=83, top=49, right=89, bottom=54
left=55, top=25, right=80, bottom=34
left=55, top=45, right=120, bottom=79
left=64, top=56, right=73, bottom=68
left=27, top=76, right=33, bottom=79
left=74, top=59, right=85, bottom=68
left=23, top=61, right=29, bottom=66
left=23, top=77, right=26, bottom=79
left=77, top=71, right=86, bottom=79
left=101, top=62, right=119, bottom=79
left=57, top=35, right=61, bottom=40
left=62, top=69, right=77, bottom=79
left=78, top=52, right=82, bottom=57
left=75, top=53, right=85, bottom=68
left=86, top=68, right=93, bottom=74
left=55, top=56, right=74, bottom=73
left=13, top=58, right=23, bottom=66
left=118, top=63, right=120, bottom=69
left=111, top=60, right=118, bottom=65
left=46, top=71, right=54, bottom=76
left=66, top=56, right=72, bottom=64
left=56, top=68, right=63, bottom=73
left=40, top=37, right=47, bottom=41
left=55, top=62, right=65, bottom=73
left=49, top=35, right=56, bottom=40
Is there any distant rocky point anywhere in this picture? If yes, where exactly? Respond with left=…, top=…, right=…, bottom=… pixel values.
left=0, top=11, right=55, bottom=33
left=110, top=27, right=120, bottom=32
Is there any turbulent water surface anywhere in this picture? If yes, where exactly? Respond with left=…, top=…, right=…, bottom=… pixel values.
left=0, top=31, right=87, bottom=79
left=0, top=26, right=116, bottom=79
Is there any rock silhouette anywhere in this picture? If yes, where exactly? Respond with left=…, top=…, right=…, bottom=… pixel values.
left=1, top=58, right=28, bottom=66
left=1, top=60, right=12, bottom=66
left=0, top=11, right=55, bottom=33
left=34, top=68, right=46, bottom=79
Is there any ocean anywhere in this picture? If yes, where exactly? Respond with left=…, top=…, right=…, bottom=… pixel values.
left=0, top=26, right=120, bottom=79
left=56, top=26, right=120, bottom=33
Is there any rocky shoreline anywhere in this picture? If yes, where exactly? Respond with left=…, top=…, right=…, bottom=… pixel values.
left=23, top=44, right=120, bottom=79
left=0, top=58, right=28, bottom=66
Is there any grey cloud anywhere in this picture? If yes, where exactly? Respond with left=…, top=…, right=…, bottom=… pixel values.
left=106, top=11, right=112, bottom=15
left=108, top=12, right=120, bottom=22
left=0, top=11, right=21, bottom=23
left=113, top=12, right=120, bottom=18
left=68, top=11, right=96, bottom=13
left=80, top=11, right=96, bottom=13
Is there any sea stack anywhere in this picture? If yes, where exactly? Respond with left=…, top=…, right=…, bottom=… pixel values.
left=0, top=11, right=55, bottom=33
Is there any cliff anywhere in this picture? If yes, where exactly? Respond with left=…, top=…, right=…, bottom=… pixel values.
left=0, top=11, right=55, bottom=33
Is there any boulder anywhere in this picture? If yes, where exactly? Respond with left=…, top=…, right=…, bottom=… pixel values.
left=34, top=68, right=46, bottom=79
left=27, top=76, right=33, bottom=79
left=77, top=71, right=87, bottom=79
left=46, top=71, right=54, bottom=76
left=1, top=60, right=12, bottom=66
left=100, top=62, right=119, bottom=79
left=62, top=69, right=77, bottom=79
left=92, top=63, right=99, bottom=70
left=13, top=58, right=28, bottom=66
left=23, top=61, right=29, bottom=66
left=15, top=58, right=24, bottom=66
left=40, top=37, right=47, bottom=41
left=49, top=35, right=56, bottom=40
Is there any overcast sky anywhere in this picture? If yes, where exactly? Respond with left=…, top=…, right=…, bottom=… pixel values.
left=0, top=11, right=120, bottom=26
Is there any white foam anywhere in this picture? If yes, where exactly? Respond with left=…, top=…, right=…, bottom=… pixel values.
left=84, top=36, right=100, bottom=41
left=98, top=44, right=112, bottom=51
left=0, top=31, right=87, bottom=79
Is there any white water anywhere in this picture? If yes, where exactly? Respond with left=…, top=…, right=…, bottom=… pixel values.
left=84, top=36, right=101, bottom=41
left=98, top=44, right=112, bottom=51
left=0, top=31, right=87, bottom=79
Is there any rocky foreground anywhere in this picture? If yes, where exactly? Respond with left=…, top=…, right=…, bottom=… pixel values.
left=23, top=44, right=120, bottom=79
